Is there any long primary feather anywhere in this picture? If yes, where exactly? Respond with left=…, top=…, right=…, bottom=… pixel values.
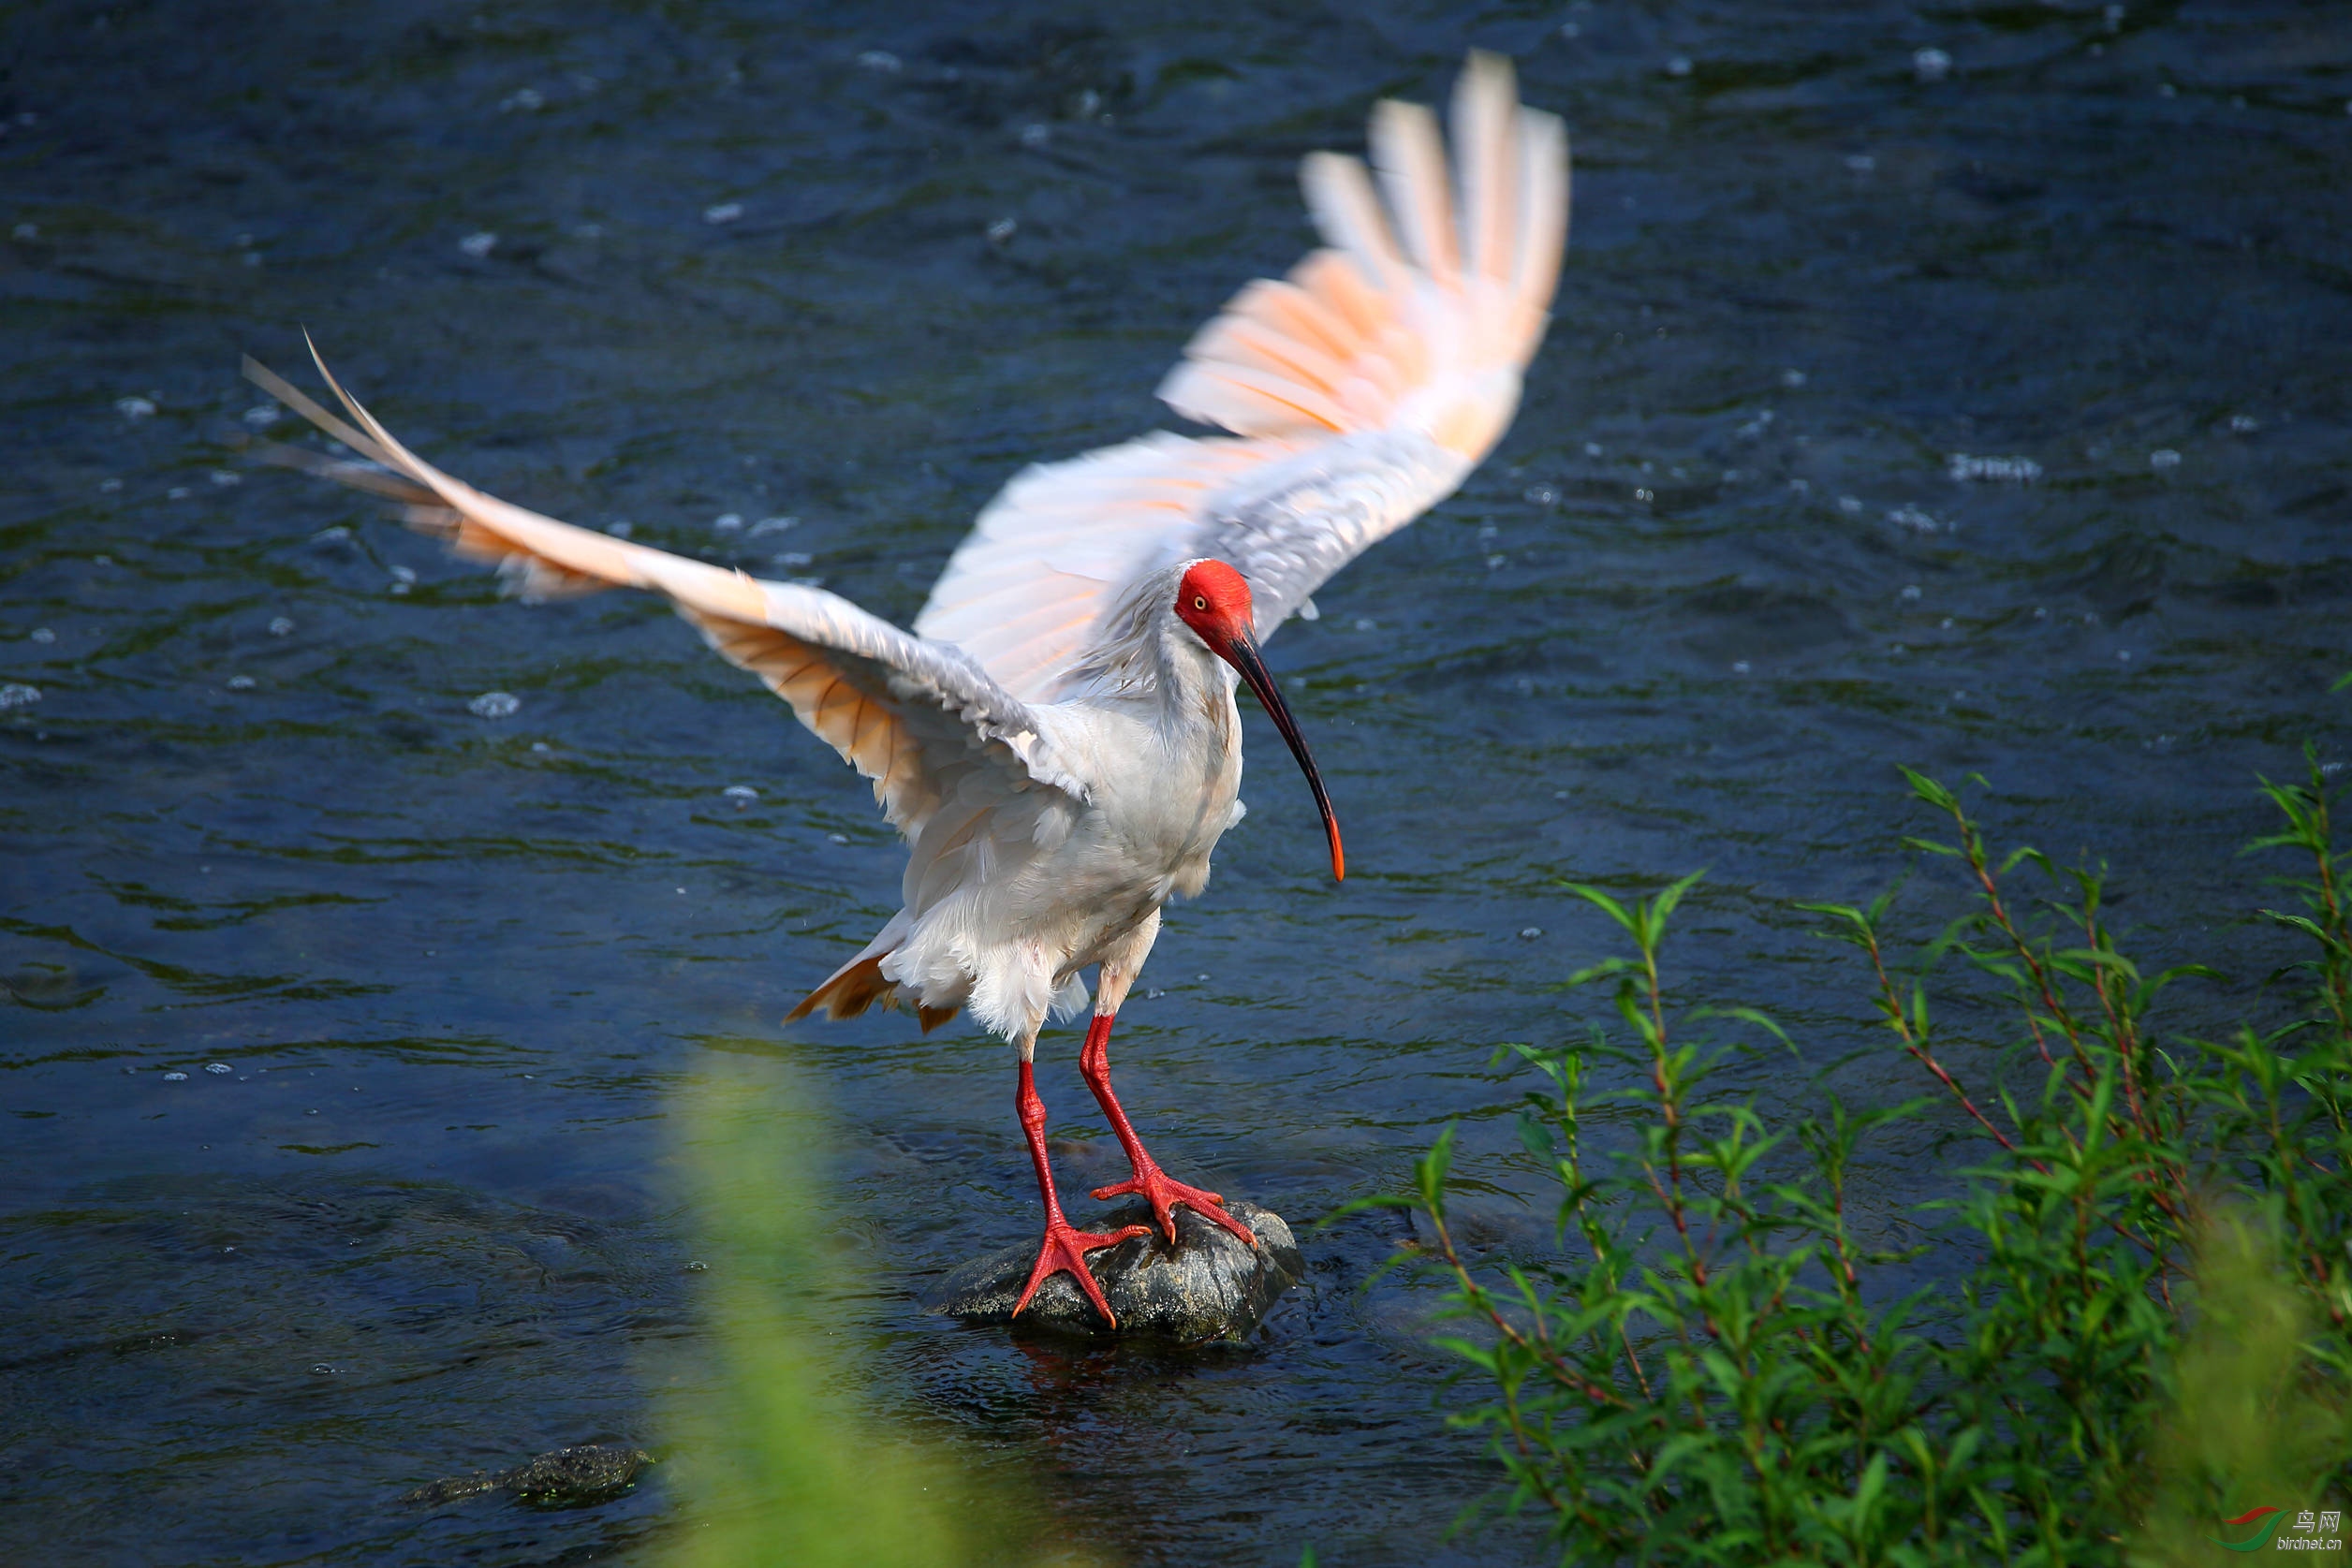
left=248, top=344, right=1085, bottom=838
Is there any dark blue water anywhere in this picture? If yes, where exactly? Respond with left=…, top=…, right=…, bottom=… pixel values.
left=5, top=2, right=2348, bottom=1562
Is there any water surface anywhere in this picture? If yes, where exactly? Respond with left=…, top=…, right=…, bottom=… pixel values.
left=5, top=2, right=2349, bottom=1562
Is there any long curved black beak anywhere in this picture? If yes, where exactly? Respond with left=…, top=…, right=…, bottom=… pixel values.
left=1222, top=633, right=1345, bottom=881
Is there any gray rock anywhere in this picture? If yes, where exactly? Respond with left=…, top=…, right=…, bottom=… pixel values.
left=403, top=1443, right=653, bottom=1509
left=403, top=1472, right=501, bottom=1507
left=932, top=1199, right=1302, bottom=1341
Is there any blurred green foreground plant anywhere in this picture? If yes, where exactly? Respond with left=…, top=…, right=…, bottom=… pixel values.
left=656, top=1071, right=1088, bottom=1568
left=1388, top=758, right=2352, bottom=1565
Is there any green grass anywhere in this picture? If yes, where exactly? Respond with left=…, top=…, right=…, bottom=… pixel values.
left=1371, top=756, right=2352, bottom=1565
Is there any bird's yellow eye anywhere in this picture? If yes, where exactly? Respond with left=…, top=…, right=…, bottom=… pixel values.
left=1192, top=595, right=1208, bottom=610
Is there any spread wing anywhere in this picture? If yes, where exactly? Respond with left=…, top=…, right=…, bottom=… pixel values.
left=244, top=347, right=1084, bottom=842
left=915, top=51, right=1568, bottom=702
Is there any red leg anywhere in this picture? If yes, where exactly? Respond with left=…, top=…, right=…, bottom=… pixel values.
left=1011, top=1058, right=1148, bottom=1326
left=1079, top=1014, right=1257, bottom=1247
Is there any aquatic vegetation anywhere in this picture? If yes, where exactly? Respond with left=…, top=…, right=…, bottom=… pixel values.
left=1383, top=758, right=2352, bottom=1563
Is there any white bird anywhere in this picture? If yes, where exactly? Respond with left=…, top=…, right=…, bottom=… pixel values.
left=248, top=51, right=1568, bottom=1326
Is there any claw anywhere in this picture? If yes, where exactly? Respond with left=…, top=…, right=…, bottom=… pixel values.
left=1012, top=1216, right=1151, bottom=1326
left=1093, top=1163, right=1258, bottom=1248
left=1076, top=1014, right=1262, bottom=1250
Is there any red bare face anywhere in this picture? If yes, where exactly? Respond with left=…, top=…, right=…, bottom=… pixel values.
left=1173, top=560, right=1256, bottom=649
left=1169, top=558, right=1345, bottom=881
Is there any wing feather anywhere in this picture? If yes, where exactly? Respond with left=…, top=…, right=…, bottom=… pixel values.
left=1512, top=110, right=1570, bottom=330
left=1371, top=100, right=1460, bottom=283
left=916, top=433, right=1279, bottom=697
left=250, top=345, right=1080, bottom=839
left=918, top=51, right=1568, bottom=700
left=1454, top=51, right=1517, bottom=286
left=1158, top=359, right=1353, bottom=437
left=1299, top=152, right=1409, bottom=294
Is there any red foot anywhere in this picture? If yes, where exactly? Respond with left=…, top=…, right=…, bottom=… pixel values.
left=1093, top=1161, right=1257, bottom=1248
left=1012, top=1215, right=1150, bottom=1326
left=1076, top=1013, right=1261, bottom=1250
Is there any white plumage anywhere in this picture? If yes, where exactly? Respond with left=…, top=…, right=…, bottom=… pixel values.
left=250, top=51, right=1569, bottom=1325
left=919, top=55, right=1566, bottom=697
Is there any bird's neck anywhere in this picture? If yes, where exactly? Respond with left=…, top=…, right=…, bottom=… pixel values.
left=1059, top=597, right=1235, bottom=739
left=1147, top=619, right=1239, bottom=742
left=1058, top=564, right=1235, bottom=729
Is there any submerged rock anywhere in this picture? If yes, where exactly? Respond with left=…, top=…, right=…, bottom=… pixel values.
left=933, top=1199, right=1302, bottom=1341
left=403, top=1443, right=653, bottom=1509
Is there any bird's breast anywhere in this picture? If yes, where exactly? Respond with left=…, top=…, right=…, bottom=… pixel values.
left=1061, top=698, right=1241, bottom=904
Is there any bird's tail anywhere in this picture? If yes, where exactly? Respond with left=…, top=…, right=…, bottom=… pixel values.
left=786, top=915, right=959, bottom=1034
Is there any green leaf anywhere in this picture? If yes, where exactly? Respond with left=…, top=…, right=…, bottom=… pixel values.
left=1314, top=1194, right=1419, bottom=1228
left=1900, top=765, right=1957, bottom=811
left=1999, top=843, right=2053, bottom=877
left=1702, top=1004, right=1794, bottom=1056
left=1567, top=956, right=1636, bottom=988
left=1648, top=869, right=1707, bottom=935
left=1433, top=1335, right=1500, bottom=1372
left=1417, top=1125, right=1458, bottom=1210
left=1561, top=882, right=1639, bottom=939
